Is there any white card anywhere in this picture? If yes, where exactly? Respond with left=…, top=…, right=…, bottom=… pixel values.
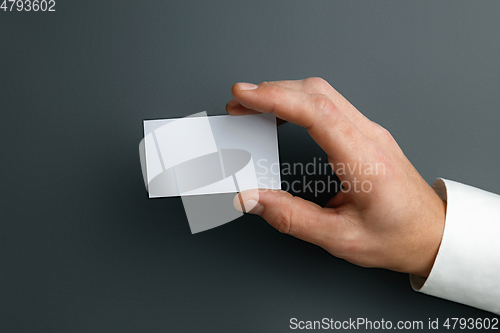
left=138, top=112, right=281, bottom=233
left=141, top=113, right=281, bottom=198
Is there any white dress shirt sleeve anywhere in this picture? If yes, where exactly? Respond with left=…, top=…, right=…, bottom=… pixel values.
left=410, top=178, right=500, bottom=315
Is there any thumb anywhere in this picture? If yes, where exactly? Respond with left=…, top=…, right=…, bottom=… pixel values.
left=233, top=189, right=335, bottom=247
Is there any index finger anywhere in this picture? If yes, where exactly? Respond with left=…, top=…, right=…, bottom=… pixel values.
left=231, top=81, right=370, bottom=166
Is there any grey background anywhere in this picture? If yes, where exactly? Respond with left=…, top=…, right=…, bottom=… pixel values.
left=1, top=1, right=499, bottom=332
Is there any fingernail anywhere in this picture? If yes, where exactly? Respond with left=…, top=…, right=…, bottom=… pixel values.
left=243, top=199, right=264, bottom=215
left=233, top=197, right=264, bottom=215
left=236, top=82, right=258, bottom=90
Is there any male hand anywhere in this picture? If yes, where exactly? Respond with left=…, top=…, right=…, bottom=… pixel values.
left=226, top=78, right=446, bottom=277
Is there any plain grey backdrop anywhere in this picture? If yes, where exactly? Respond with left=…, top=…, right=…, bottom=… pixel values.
left=1, top=1, right=500, bottom=332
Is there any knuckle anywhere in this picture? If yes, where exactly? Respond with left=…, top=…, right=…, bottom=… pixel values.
left=374, top=123, right=395, bottom=143
left=265, top=84, right=283, bottom=114
left=266, top=83, right=282, bottom=97
left=367, top=123, right=398, bottom=174
left=306, top=77, right=330, bottom=91
left=272, top=196, right=296, bottom=235
left=274, top=210, right=292, bottom=234
left=333, top=230, right=366, bottom=259
left=313, top=94, right=358, bottom=138
left=330, top=215, right=359, bottom=249
left=314, top=94, right=336, bottom=117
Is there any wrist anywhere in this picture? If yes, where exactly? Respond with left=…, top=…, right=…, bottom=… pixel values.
left=413, top=187, right=447, bottom=278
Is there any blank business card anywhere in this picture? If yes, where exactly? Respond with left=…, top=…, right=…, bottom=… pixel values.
left=142, top=113, right=281, bottom=198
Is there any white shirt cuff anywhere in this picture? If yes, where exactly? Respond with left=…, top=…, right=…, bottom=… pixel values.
left=410, top=178, right=500, bottom=315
